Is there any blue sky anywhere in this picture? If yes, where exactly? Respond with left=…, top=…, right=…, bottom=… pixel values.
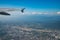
left=0, top=0, right=60, bottom=9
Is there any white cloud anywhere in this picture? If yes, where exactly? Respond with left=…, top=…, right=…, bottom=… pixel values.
left=32, top=12, right=37, bottom=14
left=31, top=12, right=48, bottom=15
left=31, top=12, right=42, bottom=15
left=43, top=12, right=48, bottom=14
left=38, top=12, right=43, bottom=14
left=57, top=12, right=60, bottom=14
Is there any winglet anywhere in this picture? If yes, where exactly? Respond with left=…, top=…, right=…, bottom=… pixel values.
left=21, top=8, right=25, bottom=13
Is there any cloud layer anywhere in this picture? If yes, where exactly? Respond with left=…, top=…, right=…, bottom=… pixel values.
left=0, top=8, right=60, bottom=15
left=57, top=12, right=60, bottom=14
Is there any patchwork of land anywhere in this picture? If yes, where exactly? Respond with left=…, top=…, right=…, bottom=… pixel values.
left=0, top=25, right=60, bottom=40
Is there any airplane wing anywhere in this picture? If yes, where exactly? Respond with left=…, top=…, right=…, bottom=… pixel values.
left=21, top=8, right=25, bottom=13
left=0, top=8, right=25, bottom=15
left=0, top=12, right=10, bottom=15
left=7, top=8, right=25, bottom=13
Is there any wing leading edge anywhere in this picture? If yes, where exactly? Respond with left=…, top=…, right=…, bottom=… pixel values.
left=0, top=8, right=25, bottom=15
left=0, top=12, right=10, bottom=15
